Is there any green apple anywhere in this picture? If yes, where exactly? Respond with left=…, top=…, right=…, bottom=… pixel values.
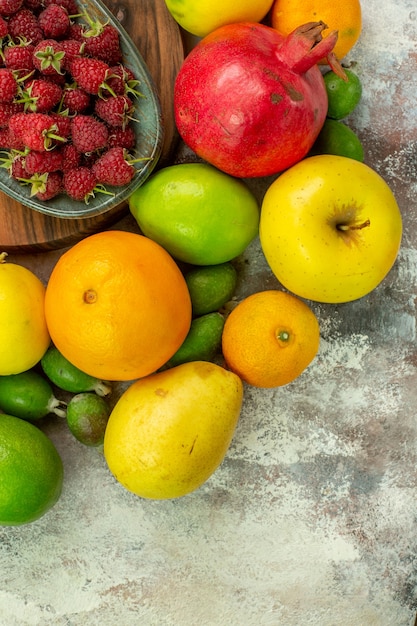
left=259, top=155, right=402, bottom=304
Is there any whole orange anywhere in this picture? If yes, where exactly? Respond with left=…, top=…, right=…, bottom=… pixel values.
left=270, top=0, right=362, bottom=61
left=221, top=290, right=320, bottom=388
left=44, top=231, right=192, bottom=382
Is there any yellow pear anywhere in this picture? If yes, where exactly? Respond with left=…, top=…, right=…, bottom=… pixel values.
left=103, top=361, right=244, bottom=499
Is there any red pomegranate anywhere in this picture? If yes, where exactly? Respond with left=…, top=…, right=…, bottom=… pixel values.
left=174, top=22, right=345, bottom=178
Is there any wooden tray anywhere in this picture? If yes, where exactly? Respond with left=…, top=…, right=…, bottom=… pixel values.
left=0, top=0, right=184, bottom=253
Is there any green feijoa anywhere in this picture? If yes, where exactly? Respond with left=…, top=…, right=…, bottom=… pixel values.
left=185, top=262, right=238, bottom=316
left=41, top=346, right=112, bottom=396
left=324, top=68, right=362, bottom=120
left=165, top=312, right=225, bottom=368
left=66, top=393, right=111, bottom=446
left=0, top=370, right=67, bottom=421
left=311, top=119, right=364, bottom=162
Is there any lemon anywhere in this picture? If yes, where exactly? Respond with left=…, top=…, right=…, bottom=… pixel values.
left=164, top=0, right=274, bottom=37
left=0, top=253, right=50, bottom=375
left=164, top=312, right=225, bottom=368
left=324, top=68, right=362, bottom=120
left=185, top=262, right=237, bottom=316
left=311, top=119, right=364, bottom=162
left=129, top=163, right=259, bottom=266
left=0, top=413, right=63, bottom=525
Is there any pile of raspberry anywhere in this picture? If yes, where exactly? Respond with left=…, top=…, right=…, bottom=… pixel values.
left=0, top=0, right=145, bottom=203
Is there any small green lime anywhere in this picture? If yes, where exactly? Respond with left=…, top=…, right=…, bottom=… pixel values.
left=41, top=345, right=111, bottom=396
left=185, top=262, right=237, bottom=316
left=0, top=370, right=67, bottom=421
left=164, top=312, right=225, bottom=368
left=0, top=413, right=63, bottom=526
left=66, top=392, right=110, bottom=446
left=324, top=68, right=362, bottom=120
left=312, top=119, right=364, bottom=162
left=129, top=163, right=260, bottom=265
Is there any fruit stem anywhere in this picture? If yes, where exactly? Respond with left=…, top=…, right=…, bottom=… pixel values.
left=337, top=219, right=370, bottom=231
left=0, top=252, right=8, bottom=263
left=94, top=380, right=112, bottom=396
left=48, top=396, right=68, bottom=418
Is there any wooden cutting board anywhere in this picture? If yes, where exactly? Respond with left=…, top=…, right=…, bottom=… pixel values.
left=0, top=0, right=184, bottom=253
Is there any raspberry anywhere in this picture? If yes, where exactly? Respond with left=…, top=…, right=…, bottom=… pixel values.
left=3, top=41, right=35, bottom=72
left=107, top=64, right=142, bottom=98
left=60, top=143, right=81, bottom=170
left=61, top=84, right=90, bottom=114
left=23, top=78, right=62, bottom=112
left=60, top=38, right=84, bottom=71
left=0, top=101, right=23, bottom=127
left=24, top=148, right=64, bottom=174
left=38, top=3, right=70, bottom=40
left=9, top=111, right=65, bottom=151
left=0, top=15, right=8, bottom=37
left=82, top=23, right=122, bottom=64
left=0, top=68, right=18, bottom=103
left=63, top=166, right=98, bottom=202
left=0, top=126, right=25, bottom=149
left=69, top=56, right=111, bottom=95
left=35, top=171, right=62, bottom=200
left=33, top=39, right=65, bottom=75
left=8, top=8, right=43, bottom=44
left=70, top=114, right=108, bottom=153
left=107, top=124, right=136, bottom=151
left=0, top=0, right=23, bottom=17
left=43, top=0, right=79, bottom=16
left=91, top=146, right=136, bottom=187
left=94, top=94, right=134, bottom=129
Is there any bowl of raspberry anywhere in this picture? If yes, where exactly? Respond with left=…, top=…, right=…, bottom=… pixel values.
left=0, top=0, right=164, bottom=218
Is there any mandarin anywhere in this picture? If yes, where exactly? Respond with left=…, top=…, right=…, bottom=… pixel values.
left=221, top=290, right=320, bottom=388
left=44, top=231, right=192, bottom=382
left=270, top=0, right=362, bottom=60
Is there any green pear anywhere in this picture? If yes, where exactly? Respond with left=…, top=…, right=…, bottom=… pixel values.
left=103, top=361, right=243, bottom=499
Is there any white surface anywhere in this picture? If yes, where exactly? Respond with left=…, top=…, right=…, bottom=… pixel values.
left=2, top=1, right=417, bottom=624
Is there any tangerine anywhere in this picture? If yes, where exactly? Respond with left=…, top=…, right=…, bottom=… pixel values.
left=270, top=0, right=362, bottom=61
left=221, top=290, right=320, bottom=388
left=44, top=231, right=192, bottom=382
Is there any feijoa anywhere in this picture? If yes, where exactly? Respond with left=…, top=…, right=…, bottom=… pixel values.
left=164, top=312, right=225, bottom=368
left=41, top=346, right=112, bottom=396
left=185, top=262, right=238, bottom=316
left=66, top=392, right=111, bottom=446
left=0, top=370, right=67, bottom=421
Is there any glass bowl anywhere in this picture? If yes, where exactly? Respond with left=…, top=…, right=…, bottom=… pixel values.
left=0, top=0, right=164, bottom=219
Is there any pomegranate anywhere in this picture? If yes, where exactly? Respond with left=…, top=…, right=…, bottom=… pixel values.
left=174, top=22, right=345, bottom=178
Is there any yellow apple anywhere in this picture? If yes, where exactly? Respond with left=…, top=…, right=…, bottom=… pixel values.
left=259, top=155, right=402, bottom=304
left=164, top=0, right=274, bottom=38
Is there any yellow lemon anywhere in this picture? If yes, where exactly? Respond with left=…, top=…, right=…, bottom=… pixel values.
left=0, top=253, right=50, bottom=375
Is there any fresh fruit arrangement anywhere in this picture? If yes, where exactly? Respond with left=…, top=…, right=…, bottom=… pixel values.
left=0, top=0, right=148, bottom=203
left=0, top=0, right=406, bottom=522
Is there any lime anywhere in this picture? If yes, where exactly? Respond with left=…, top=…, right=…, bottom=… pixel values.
left=0, top=413, right=63, bottom=525
left=66, top=392, right=111, bottom=446
left=129, top=163, right=260, bottom=266
left=185, top=262, right=237, bottom=316
left=164, top=312, right=225, bottom=368
left=324, top=68, right=362, bottom=120
left=0, top=370, right=67, bottom=421
left=41, top=345, right=111, bottom=396
left=311, top=119, right=364, bottom=162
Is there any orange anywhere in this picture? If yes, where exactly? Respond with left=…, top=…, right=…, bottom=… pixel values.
left=221, top=290, right=320, bottom=388
left=270, top=0, right=362, bottom=61
left=44, top=230, right=192, bottom=382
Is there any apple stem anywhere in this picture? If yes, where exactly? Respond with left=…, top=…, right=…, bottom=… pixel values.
left=337, top=219, right=370, bottom=232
